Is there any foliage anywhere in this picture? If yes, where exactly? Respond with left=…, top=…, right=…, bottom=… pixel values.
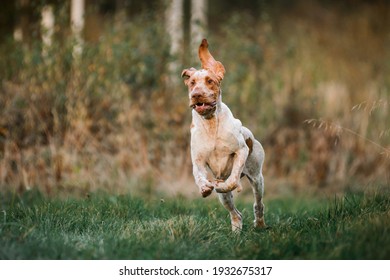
left=0, top=1, right=389, bottom=195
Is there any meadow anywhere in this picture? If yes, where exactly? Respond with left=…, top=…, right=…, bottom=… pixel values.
left=0, top=0, right=389, bottom=261
left=1, top=190, right=389, bottom=260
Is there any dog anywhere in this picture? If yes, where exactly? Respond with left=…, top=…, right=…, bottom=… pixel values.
left=181, top=39, right=266, bottom=231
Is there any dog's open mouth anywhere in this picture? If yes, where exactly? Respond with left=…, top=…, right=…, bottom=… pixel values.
left=191, top=102, right=217, bottom=115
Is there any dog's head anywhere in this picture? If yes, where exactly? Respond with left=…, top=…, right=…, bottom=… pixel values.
left=181, top=39, right=226, bottom=118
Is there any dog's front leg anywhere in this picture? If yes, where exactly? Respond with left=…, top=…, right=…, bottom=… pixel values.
left=192, top=157, right=216, bottom=198
left=215, top=145, right=249, bottom=193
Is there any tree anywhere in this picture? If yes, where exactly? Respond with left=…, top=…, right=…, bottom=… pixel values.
left=190, top=0, right=207, bottom=62
left=71, top=0, right=85, bottom=58
left=165, top=0, right=184, bottom=85
left=41, top=5, right=54, bottom=57
left=14, top=0, right=29, bottom=42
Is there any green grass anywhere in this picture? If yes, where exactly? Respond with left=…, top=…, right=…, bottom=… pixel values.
left=0, top=190, right=389, bottom=260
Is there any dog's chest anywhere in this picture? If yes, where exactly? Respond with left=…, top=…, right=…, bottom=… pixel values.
left=192, top=117, right=242, bottom=178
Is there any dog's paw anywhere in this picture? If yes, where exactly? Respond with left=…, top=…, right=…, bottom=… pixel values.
left=254, top=218, right=267, bottom=229
left=200, top=185, right=214, bottom=198
left=215, top=180, right=242, bottom=193
left=214, top=181, right=229, bottom=193
left=215, top=183, right=236, bottom=193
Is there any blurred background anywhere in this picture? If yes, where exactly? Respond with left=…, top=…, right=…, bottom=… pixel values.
left=0, top=0, right=389, bottom=198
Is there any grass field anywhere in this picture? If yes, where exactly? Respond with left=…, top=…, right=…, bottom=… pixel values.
left=0, top=190, right=389, bottom=260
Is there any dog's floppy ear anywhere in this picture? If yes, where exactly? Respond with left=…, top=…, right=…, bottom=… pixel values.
left=198, top=39, right=225, bottom=81
left=181, top=67, right=197, bottom=85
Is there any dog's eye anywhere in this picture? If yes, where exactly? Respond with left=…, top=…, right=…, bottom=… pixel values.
left=207, top=79, right=214, bottom=85
left=190, top=80, right=196, bottom=86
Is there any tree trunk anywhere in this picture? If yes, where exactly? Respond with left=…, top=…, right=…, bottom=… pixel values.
left=14, top=0, right=29, bottom=42
left=41, top=5, right=54, bottom=57
left=71, top=0, right=85, bottom=58
left=165, top=0, right=184, bottom=85
left=190, top=0, right=207, bottom=62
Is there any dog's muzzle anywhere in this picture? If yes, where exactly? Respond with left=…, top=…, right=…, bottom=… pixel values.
left=189, top=90, right=218, bottom=116
left=190, top=101, right=217, bottom=116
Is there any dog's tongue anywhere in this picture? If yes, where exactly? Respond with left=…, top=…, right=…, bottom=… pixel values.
left=196, top=103, right=206, bottom=109
left=195, top=103, right=211, bottom=113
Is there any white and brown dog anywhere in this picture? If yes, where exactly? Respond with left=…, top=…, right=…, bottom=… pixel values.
left=181, top=39, right=266, bottom=231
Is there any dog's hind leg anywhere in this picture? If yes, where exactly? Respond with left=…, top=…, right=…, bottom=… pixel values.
left=244, top=139, right=266, bottom=228
left=217, top=192, right=242, bottom=232
left=248, top=174, right=266, bottom=228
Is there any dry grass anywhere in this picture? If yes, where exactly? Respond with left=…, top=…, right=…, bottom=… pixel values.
left=0, top=1, right=389, bottom=196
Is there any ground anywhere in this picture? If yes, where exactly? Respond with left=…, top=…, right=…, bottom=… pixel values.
left=0, top=189, right=389, bottom=259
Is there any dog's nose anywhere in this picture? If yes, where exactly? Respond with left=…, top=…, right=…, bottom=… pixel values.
left=191, top=91, right=202, bottom=100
